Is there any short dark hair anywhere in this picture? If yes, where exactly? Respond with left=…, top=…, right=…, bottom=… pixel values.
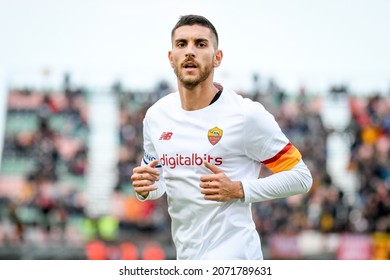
left=171, top=14, right=219, bottom=47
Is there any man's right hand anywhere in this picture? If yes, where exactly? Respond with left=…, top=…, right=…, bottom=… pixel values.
left=131, top=160, right=160, bottom=198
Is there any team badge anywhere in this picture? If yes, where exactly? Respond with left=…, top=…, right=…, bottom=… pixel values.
left=207, top=126, right=223, bottom=145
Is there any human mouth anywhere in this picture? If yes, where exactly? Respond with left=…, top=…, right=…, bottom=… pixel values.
left=183, top=60, right=198, bottom=70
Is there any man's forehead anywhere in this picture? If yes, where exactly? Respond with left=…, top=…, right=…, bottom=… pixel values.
left=172, top=25, right=214, bottom=41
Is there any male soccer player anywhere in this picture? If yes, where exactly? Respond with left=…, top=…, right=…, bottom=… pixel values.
left=131, top=14, right=313, bottom=259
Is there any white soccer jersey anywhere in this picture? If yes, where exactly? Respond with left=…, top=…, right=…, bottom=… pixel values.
left=139, top=85, right=311, bottom=260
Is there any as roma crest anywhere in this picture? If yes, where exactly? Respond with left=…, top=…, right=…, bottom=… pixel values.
left=208, top=126, right=223, bottom=145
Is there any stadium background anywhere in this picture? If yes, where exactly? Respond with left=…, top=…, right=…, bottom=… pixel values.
left=0, top=0, right=390, bottom=259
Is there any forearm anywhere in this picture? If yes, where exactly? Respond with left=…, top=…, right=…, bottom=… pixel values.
left=241, top=159, right=312, bottom=203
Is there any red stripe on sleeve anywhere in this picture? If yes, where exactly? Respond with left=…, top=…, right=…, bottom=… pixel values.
left=261, top=142, right=292, bottom=165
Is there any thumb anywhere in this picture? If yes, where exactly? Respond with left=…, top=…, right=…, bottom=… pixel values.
left=149, top=159, right=159, bottom=168
left=204, top=160, right=222, bottom=174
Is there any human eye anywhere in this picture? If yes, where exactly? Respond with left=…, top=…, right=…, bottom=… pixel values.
left=197, top=40, right=207, bottom=48
left=176, top=40, right=186, bottom=48
left=196, top=39, right=209, bottom=49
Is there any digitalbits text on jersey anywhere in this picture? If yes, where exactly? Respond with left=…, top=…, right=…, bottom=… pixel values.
left=160, top=153, right=222, bottom=169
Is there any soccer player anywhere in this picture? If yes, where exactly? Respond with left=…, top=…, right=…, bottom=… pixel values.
left=131, top=14, right=313, bottom=260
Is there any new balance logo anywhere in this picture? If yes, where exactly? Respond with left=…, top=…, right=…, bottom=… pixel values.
left=159, top=132, right=173, bottom=140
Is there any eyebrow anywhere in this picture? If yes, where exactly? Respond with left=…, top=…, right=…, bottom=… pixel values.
left=195, top=38, right=209, bottom=44
left=174, top=37, right=209, bottom=44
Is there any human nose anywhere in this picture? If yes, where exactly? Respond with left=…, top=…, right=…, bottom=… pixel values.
left=185, top=44, right=196, bottom=58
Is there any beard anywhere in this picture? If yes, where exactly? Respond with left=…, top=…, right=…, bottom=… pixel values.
left=173, top=63, right=213, bottom=89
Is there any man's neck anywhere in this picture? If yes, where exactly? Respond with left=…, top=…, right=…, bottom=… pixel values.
left=178, top=82, right=220, bottom=111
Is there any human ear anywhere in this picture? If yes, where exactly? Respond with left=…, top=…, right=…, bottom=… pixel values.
left=168, top=51, right=174, bottom=68
left=213, top=50, right=223, bottom=68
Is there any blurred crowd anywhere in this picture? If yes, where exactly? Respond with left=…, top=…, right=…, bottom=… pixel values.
left=0, top=78, right=389, bottom=259
left=0, top=85, right=89, bottom=246
left=347, top=94, right=390, bottom=233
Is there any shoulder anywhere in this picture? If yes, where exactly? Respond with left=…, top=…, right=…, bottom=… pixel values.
left=222, top=89, right=279, bottom=132
left=223, top=88, right=269, bottom=117
left=145, top=91, right=180, bottom=117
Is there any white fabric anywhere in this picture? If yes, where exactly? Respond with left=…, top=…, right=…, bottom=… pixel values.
left=138, top=86, right=312, bottom=259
